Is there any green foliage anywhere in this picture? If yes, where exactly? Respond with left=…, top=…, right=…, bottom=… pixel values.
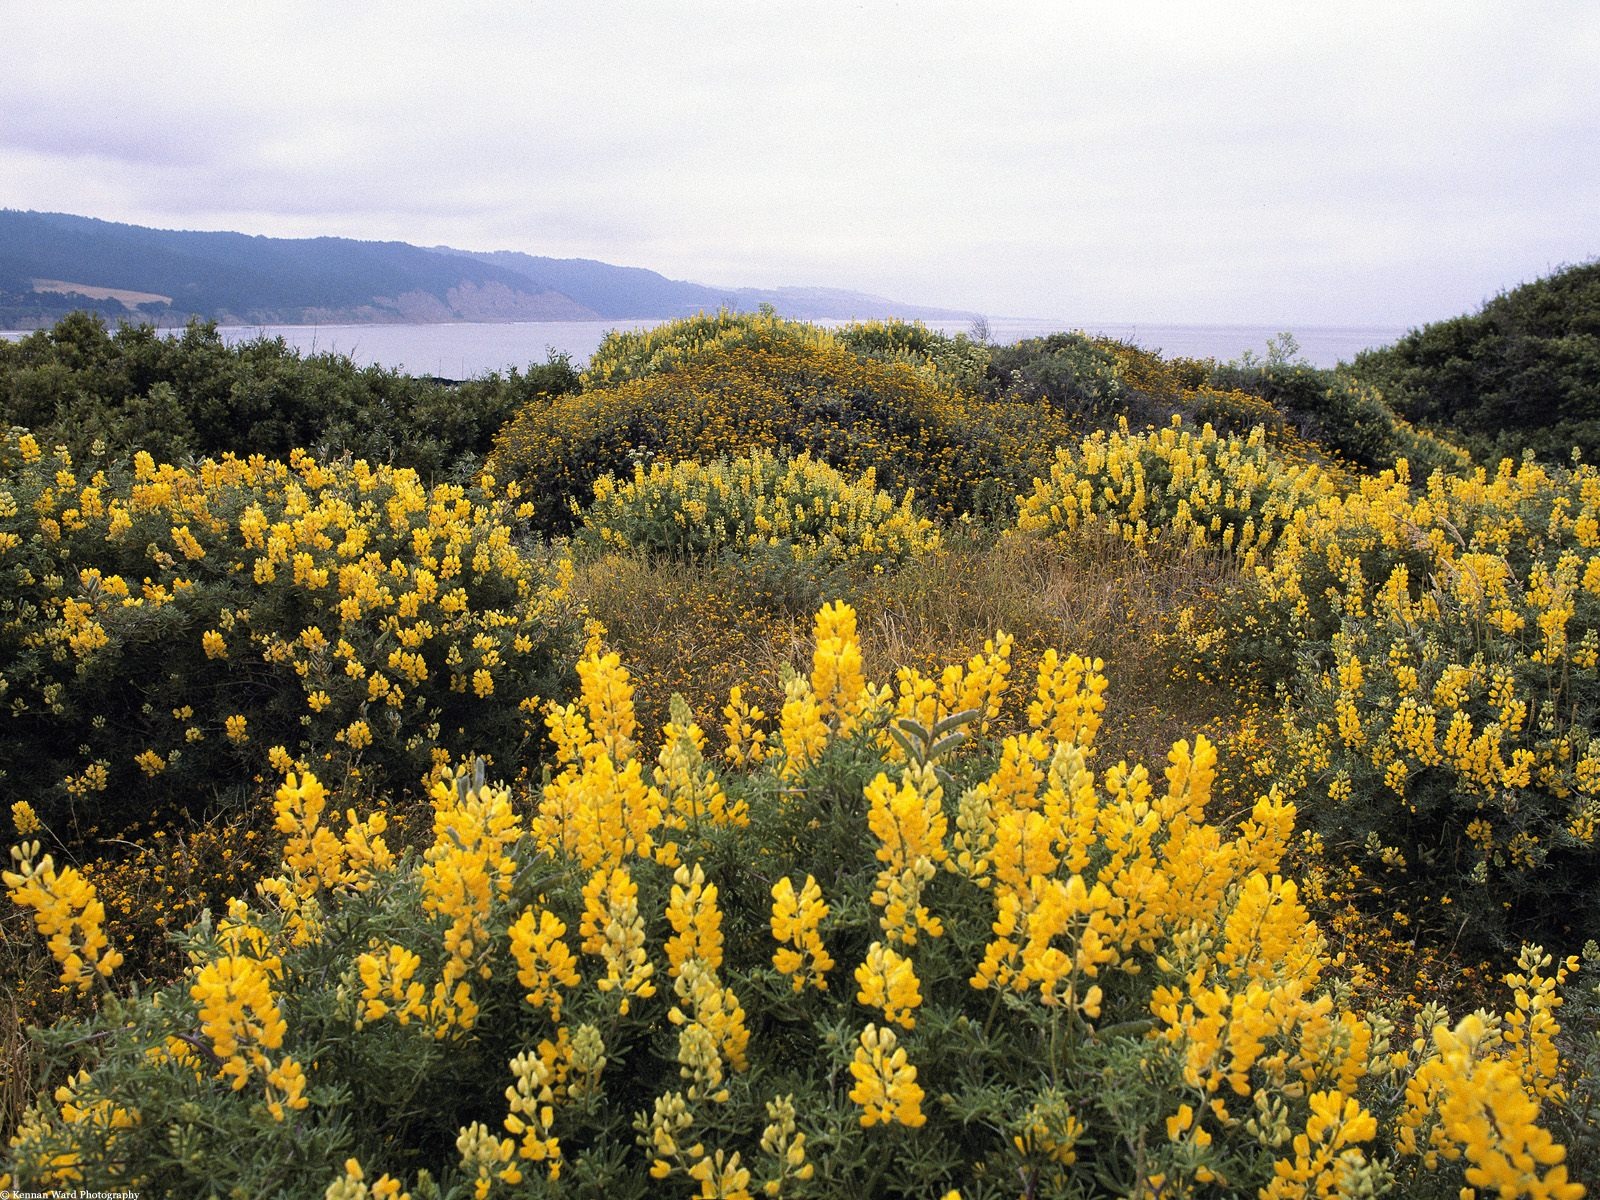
left=0, top=312, right=579, bottom=477
left=1209, top=350, right=1469, bottom=476
left=980, top=332, right=1132, bottom=424
left=0, top=434, right=581, bottom=833
left=1349, top=260, right=1600, bottom=463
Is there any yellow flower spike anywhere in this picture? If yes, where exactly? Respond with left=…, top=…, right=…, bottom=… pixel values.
left=657, top=694, right=747, bottom=838
left=849, top=1024, right=926, bottom=1128
left=864, top=764, right=948, bottom=945
left=190, top=954, right=288, bottom=1091
left=579, top=866, right=655, bottom=1012
left=722, top=685, right=769, bottom=768
left=10, top=800, right=42, bottom=836
left=355, top=943, right=427, bottom=1028
left=854, top=941, right=922, bottom=1029
left=778, top=674, right=828, bottom=780
left=770, top=875, right=834, bottom=992
left=664, top=861, right=725, bottom=976
left=4, top=842, right=124, bottom=990
left=504, top=1050, right=562, bottom=1179
left=508, top=908, right=581, bottom=1021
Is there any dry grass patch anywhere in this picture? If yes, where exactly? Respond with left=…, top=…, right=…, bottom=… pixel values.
left=574, top=533, right=1256, bottom=775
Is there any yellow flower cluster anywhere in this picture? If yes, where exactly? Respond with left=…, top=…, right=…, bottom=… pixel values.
left=579, top=865, right=656, bottom=1015
left=854, top=941, right=922, bottom=1029
left=1016, top=416, right=1334, bottom=565
left=1255, top=454, right=1600, bottom=936
left=5, top=597, right=1591, bottom=1196
left=418, top=765, right=521, bottom=1036
left=848, top=1023, right=926, bottom=1128
left=1, top=432, right=578, bottom=827
left=865, top=763, right=949, bottom=945
left=764, top=603, right=892, bottom=779
left=190, top=953, right=308, bottom=1121
left=3, top=1068, right=137, bottom=1187
left=769, top=874, right=834, bottom=992
left=354, top=943, right=426, bottom=1029
left=578, top=448, right=940, bottom=573
left=508, top=907, right=581, bottom=1022
left=3, top=840, right=123, bottom=990
left=537, top=651, right=674, bottom=869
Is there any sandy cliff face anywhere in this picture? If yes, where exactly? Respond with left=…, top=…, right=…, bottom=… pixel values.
left=291, top=282, right=600, bottom=325
left=442, top=281, right=598, bottom=320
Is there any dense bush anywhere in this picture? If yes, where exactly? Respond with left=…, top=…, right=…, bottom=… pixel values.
left=0, top=312, right=580, bottom=477
left=980, top=332, right=1133, bottom=424
left=832, top=318, right=991, bottom=395
left=1348, top=260, right=1600, bottom=463
left=0, top=431, right=581, bottom=833
left=575, top=450, right=940, bottom=608
left=581, top=308, right=838, bottom=389
left=4, top=603, right=1593, bottom=1197
left=488, top=333, right=1076, bottom=531
left=1209, top=352, right=1469, bottom=477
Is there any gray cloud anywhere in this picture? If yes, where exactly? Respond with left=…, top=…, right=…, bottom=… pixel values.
left=1, top=0, right=1595, bottom=326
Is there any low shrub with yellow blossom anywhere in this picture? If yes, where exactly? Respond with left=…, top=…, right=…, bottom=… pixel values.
left=0, top=431, right=581, bottom=834
left=4, top=602, right=1593, bottom=1197
left=1249, top=455, right=1600, bottom=953
left=1015, top=416, right=1336, bottom=568
left=575, top=449, right=940, bottom=607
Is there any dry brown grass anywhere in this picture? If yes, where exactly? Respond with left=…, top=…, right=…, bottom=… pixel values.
left=854, top=531, right=1246, bottom=767
left=574, top=532, right=1251, bottom=771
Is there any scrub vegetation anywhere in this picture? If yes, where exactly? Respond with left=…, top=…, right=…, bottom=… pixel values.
left=2, top=296, right=1598, bottom=1197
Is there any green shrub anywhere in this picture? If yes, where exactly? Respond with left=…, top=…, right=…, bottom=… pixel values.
left=1348, top=260, right=1600, bottom=463
left=488, top=336, right=1075, bottom=532
left=1014, top=417, right=1335, bottom=567
left=833, top=318, right=991, bottom=395
left=0, top=312, right=579, bottom=476
left=1253, top=458, right=1600, bottom=952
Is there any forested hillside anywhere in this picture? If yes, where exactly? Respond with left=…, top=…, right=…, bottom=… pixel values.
left=0, top=211, right=973, bottom=329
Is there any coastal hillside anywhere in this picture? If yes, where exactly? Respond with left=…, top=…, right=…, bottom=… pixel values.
left=0, top=210, right=975, bottom=328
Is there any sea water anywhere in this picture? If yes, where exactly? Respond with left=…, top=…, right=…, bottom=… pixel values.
left=2, top=317, right=1407, bottom=376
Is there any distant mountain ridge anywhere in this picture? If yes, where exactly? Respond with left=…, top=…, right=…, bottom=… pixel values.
left=0, top=210, right=975, bottom=328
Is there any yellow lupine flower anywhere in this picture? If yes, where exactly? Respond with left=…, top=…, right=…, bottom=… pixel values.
left=854, top=941, right=921, bottom=1029
left=4, top=841, right=124, bottom=990
left=770, top=874, right=834, bottom=992
left=848, top=1024, right=925, bottom=1128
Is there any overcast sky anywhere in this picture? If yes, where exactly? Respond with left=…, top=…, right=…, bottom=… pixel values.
left=2, top=1, right=1596, bottom=327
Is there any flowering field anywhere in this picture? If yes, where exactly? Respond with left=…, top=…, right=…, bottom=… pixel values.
left=2, top=312, right=1597, bottom=1197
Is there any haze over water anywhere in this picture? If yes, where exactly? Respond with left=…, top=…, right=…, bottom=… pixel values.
left=6, top=318, right=1403, bottom=378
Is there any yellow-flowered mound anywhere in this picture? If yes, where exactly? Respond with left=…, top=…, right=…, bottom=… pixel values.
left=0, top=432, right=581, bottom=830
left=575, top=449, right=940, bottom=597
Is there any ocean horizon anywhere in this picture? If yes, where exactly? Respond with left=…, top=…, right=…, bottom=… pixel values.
left=2, top=316, right=1408, bottom=375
